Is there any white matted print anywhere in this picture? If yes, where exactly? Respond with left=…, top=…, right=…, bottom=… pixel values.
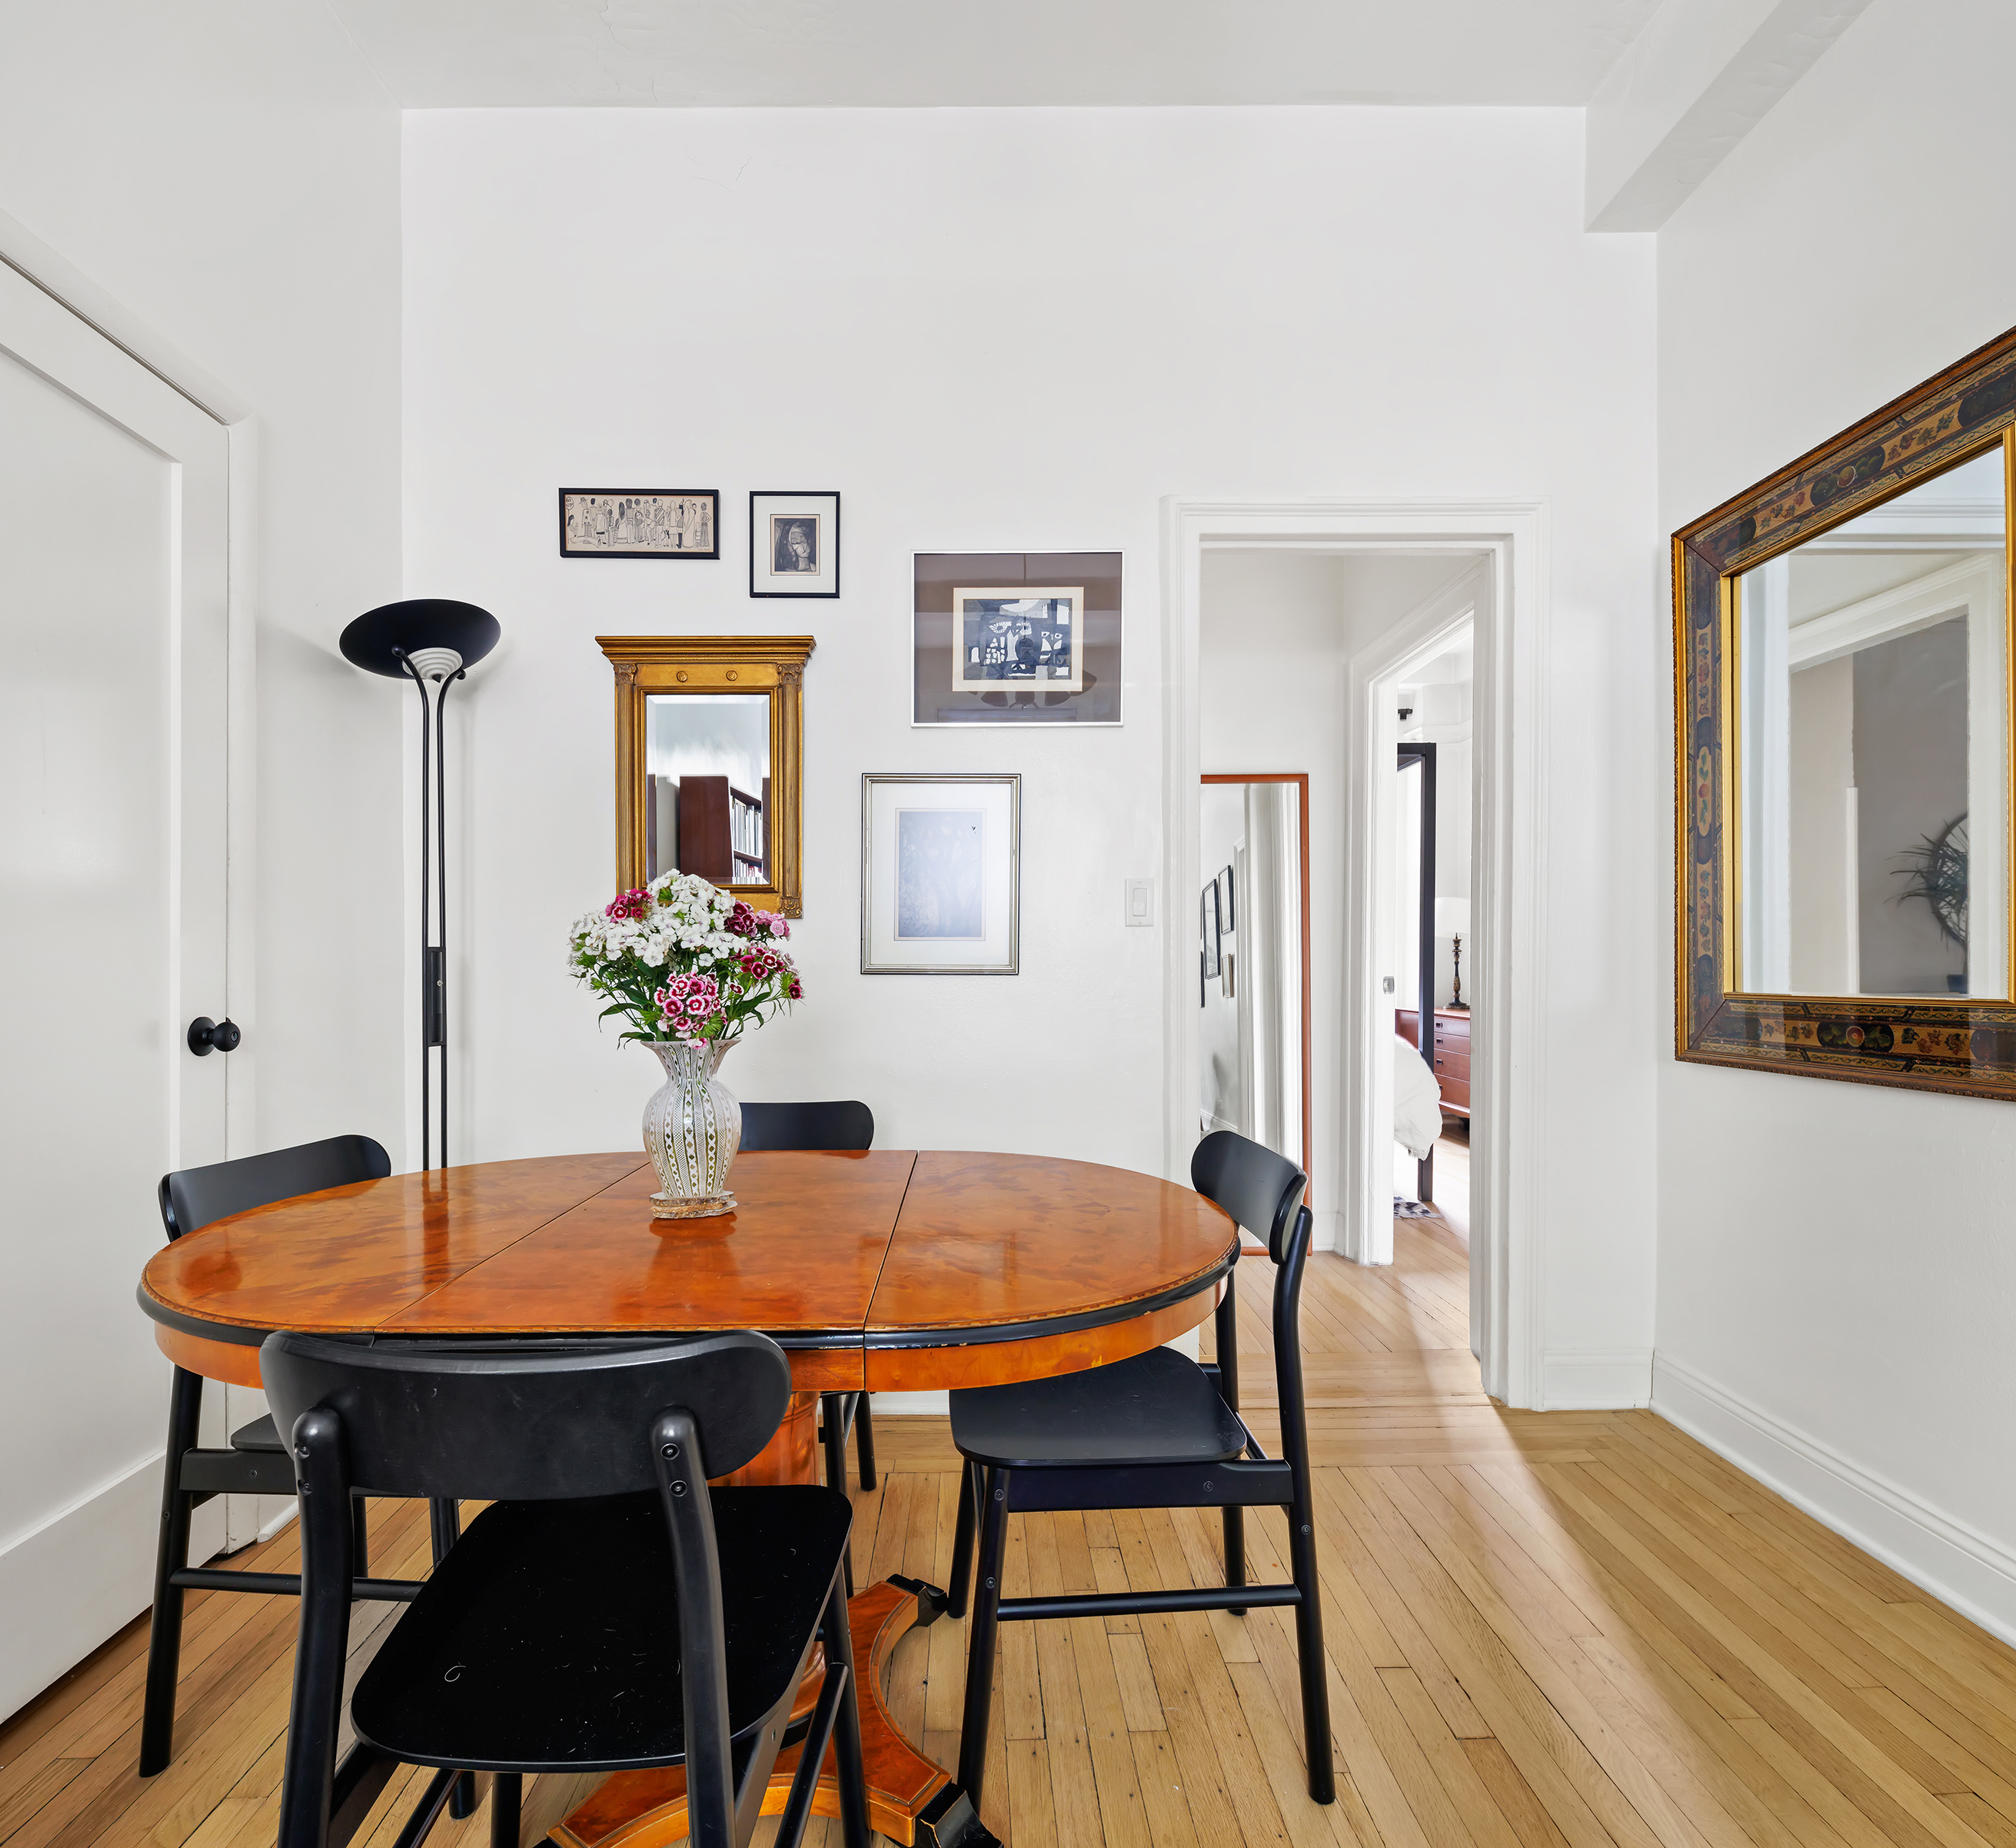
left=951, top=586, right=1083, bottom=691
left=862, top=773, right=1019, bottom=974
left=750, top=491, right=840, bottom=598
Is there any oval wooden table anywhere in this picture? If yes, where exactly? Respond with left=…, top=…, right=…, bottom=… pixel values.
left=139, top=1148, right=1237, bottom=1848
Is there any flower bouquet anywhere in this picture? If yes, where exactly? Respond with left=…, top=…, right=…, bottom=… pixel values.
left=567, top=872, right=802, bottom=1217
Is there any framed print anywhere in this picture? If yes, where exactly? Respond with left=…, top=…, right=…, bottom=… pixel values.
left=1201, top=881, right=1222, bottom=978
left=561, top=489, right=718, bottom=558
left=862, top=773, right=1020, bottom=974
left=1216, top=864, right=1236, bottom=934
left=750, top=491, right=840, bottom=598
left=951, top=585, right=1083, bottom=692
left=914, top=552, right=1123, bottom=724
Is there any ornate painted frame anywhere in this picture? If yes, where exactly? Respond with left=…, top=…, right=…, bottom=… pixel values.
left=1675, top=326, right=2016, bottom=1099
left=600, top=634, right=814, bottom=917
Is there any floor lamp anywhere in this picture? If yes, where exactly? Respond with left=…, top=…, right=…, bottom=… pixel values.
left=340, top=599, right=501, bottom=1172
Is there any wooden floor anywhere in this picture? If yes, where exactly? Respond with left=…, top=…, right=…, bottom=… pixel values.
left=8, top=1213, right=2016, bottom=1848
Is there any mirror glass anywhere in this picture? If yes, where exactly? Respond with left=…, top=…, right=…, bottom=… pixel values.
left=1198, top=778, right=1306, bottom=1172
left=1735, top=447, right=2008, bottom=997
left=643, top=693, right=771, bottom=887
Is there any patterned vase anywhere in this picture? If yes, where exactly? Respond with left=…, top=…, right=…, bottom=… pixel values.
left=641, top=1037, right=742, bottom=1218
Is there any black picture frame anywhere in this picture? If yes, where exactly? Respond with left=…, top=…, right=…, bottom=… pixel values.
left=560, top=489, right=719, bottom=559
left=1201, top=881, right=1222, bottom=979
left=750, top=491, right=841, bottom=599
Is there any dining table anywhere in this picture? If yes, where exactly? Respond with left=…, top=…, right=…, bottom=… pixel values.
left=138, top=1146, right=1239, bottom=1848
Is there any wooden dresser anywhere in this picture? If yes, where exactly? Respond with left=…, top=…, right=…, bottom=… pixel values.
left=1396, top=1007, right=1471, bottom=1118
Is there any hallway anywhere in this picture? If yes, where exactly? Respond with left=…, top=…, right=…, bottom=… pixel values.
left=5, top=1225, right=2014, bottom=1848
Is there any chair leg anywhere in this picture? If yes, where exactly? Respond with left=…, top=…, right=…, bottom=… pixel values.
left=426, top=1497, right=478, bottom=1818
left=853, top=1393, right=877, bottom=1490
left=1223, top=1506, right=1247, bottom=1616
left=140, top=1367, right=204, bottom=1776
left=488, top=1773, right=521, bottom=1847
left=352, top=1497, right=370, bottom=1579
left=820, top=1395, right=854, bottom=1595
left=821, top=1571, right=873, bottom=1848
left=955, top=1467, right=1010, bottom=1807
left=1288, top=1503, right=1334, bottom=1803
left=946, top=1459, right=978, bottom=1620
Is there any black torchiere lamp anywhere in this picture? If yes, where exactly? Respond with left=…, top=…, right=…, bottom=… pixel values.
left=340, top=600, right=501, bottom=1171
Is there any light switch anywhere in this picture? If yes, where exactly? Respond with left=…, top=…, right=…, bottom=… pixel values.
left=1382, top=976, right=1396, bottom=993
left=1124, top=878, right=1155, bottom=927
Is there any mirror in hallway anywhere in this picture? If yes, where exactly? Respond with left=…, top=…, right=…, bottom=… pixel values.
left=1198, top=774, right=1311, bottom=1180
left=1675, top=326, right=2016, bottom=1098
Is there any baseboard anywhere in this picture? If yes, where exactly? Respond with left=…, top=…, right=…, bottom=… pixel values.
left=868, top=1392, right=950, bottom=1417
left=1541, top=1347, right=1652, bottom=1409
left=1310, top=1207, right=1342, bottom=1254
left=0, top=1451, right=164, bottom=1724
left=1653, top=1354, right=2016, bottom=1647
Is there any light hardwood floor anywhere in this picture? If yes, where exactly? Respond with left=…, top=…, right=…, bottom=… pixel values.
left=7, top=1217, right=2016, bottom=1848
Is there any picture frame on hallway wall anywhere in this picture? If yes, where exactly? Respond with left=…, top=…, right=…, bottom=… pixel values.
left=750, top=491, right=840, bottom=598
left=913, top=551, right=1122, bottom=724
left=1201, top=881, right=1222, bottom=980
left=861, top=772, right=1020, bottom=974
left=561, top=488, right=719, bottom=558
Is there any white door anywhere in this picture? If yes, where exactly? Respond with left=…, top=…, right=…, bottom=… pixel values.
left=0, top=260, right=235, bottom=1721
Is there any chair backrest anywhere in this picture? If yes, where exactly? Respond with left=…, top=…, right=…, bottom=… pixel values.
left=158, top=1134, right=391, bottom=1240
left=737, top=1100, right=874, bottom=1153
left=1190, top=1130, right=1306, bottom=1264
left=260, top=1330, right=791, bottom=1500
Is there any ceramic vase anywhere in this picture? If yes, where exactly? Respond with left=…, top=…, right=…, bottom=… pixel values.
left=641, top=1037, right=741, bottom=1218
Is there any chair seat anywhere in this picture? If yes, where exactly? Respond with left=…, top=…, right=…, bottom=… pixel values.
left=352, top=1486, right=851, bottom=1774
left=229, top=1413, right=284, bottom=1453
left=950, top=1347, right=1249, bottom=1470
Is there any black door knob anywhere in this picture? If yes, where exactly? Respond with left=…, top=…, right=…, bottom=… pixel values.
left=187, top=1017, right=241, bottom=1056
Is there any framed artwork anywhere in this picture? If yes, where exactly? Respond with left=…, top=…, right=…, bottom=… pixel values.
left=914, top=552, right=1123, bottom=724
left=561, top=490, right=718, bottom=558
left=1216, top=864, right=1236, bottom=934
left=750, top=491, right=840, bottom=598
left=861, top=773, right=1020, bottom=974
left=1201, top=881, right=1222, bottom=979
left=950, top=586, right=1083, bottom=692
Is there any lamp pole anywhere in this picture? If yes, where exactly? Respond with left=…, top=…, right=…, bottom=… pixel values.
left=340, top=601, right=500, bottom=1174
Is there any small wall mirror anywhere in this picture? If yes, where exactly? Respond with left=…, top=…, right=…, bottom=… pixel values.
left=600, top=636, right=814, bottom=916
left=1675, top=326, right=2016, bottom=1099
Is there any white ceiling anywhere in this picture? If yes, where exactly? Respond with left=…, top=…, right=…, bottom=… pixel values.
left=324, top=0, right=1664, bottom=109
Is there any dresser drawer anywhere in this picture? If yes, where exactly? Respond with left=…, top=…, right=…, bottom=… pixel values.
left=1433, top=1049, right=1469, bottom=1082
left=1438, top=1075, right=1471, bottom=1112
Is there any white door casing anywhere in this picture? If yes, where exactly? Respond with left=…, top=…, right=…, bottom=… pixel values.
left=0, top=256, right=241, bottom=1721
left=1160, top=499, right=1548, bottom=1409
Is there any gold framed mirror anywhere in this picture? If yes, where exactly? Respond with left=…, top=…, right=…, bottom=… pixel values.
left=1674, top=327, right=2016, bottom=1097
left=600, top=635, right=815, bottom=917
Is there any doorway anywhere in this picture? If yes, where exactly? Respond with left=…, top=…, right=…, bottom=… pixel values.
left=1166, top=500, right=1544, bottom=1405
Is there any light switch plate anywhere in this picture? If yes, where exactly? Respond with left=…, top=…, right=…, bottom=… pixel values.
left=1124, top=878, right=1155, bottom=927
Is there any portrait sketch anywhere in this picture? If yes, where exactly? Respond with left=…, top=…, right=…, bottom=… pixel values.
left=950, top=585, right=1083, bottom=693
left=896, top=809, right=984, bottom=939
left=771, top=514, right=820, bottom=575
left=561, top=489, right=718, bottom=558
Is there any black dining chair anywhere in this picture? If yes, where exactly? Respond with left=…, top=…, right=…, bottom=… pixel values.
left=739, top=1100, right=879, bottom=1501
left=262, top=1327, right=870, bottom=1848
left=943, top=1129, right=1334, bottom=1808
left=141, top=1134, right=446, bottom=1780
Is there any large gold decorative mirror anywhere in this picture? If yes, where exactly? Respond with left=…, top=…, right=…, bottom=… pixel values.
left=1675, top=328, right=2016, bottom=1097
left=600, top=635, right=814, bottom=917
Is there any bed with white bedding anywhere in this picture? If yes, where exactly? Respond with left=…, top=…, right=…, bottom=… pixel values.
left=1394, top=1033, right=1444, bottom=1160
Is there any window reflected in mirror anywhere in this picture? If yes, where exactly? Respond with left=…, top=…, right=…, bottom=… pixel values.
left=1735, top=445, right=2009, bottom=997
left=644, top=693, right=771, bottom=887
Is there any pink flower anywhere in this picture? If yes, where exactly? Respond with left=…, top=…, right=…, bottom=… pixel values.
left=605, top=888, right=650, bottom=921
left=685, top=996, right=708, bottom=1017
left=765, top=915, right=789, bottom=938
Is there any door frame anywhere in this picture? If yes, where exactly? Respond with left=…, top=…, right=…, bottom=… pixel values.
left=1396, top=741, right=1437, bottom=1204
left=1160, top=499, right=1546, bottom=1408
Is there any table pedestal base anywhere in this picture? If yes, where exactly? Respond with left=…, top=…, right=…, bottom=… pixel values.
left=551, top=1577, right=999, bottom=1848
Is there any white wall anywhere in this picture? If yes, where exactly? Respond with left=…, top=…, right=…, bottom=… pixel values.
left=403, top=103, right=1658, bottom=1400
left=1655, top=0, right=2016, bottom=1637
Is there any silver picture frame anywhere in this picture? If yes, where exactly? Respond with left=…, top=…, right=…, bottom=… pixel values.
left=860, top=772, right=1021, bottom=974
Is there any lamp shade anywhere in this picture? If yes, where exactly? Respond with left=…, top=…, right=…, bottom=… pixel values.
left=1434, top=896, right=1470, bottom=939
left=340, top=599, right=500, bottom=680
